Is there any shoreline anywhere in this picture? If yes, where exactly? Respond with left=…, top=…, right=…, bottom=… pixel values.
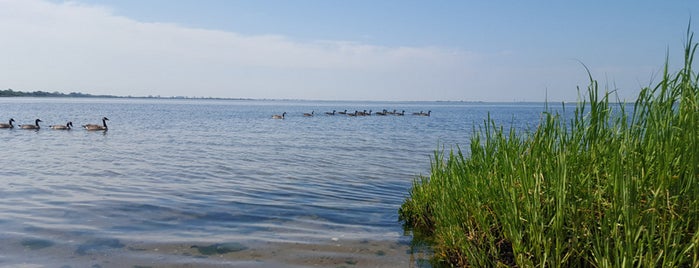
left=1, top=237, right=426, bottom=267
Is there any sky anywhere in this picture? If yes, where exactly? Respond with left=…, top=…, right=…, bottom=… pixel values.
left=0, top=0, right=696, bottom=101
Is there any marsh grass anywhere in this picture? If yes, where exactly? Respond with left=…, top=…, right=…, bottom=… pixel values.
left=399, top=29, right=699, bottom=267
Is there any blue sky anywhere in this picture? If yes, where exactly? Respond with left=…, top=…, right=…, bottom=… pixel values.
left=1, top=0, right=697, bottom=101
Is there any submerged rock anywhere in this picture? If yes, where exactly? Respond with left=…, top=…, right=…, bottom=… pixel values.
left=21, top=238, right=54, bottom=250
left=191, top=242, right=248, bottom=255
left=75, top=238, right=125, bottom=255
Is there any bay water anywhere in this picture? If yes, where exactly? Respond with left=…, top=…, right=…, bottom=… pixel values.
left=0, top=97, right=548, bottom=267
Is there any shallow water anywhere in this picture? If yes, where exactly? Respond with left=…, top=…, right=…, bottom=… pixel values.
left=0, top=97, right=548, bottom=267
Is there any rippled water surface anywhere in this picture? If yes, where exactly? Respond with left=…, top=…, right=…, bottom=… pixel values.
left=0, top=98, right=550, bottom=266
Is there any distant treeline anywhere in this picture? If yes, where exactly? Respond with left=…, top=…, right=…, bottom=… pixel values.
left=0, top=89, right=116, bottom=98
left=0, top=89, right=252, bottom=100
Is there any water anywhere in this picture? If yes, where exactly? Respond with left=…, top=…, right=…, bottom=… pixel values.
left=0, top=97, right=548, bottom=267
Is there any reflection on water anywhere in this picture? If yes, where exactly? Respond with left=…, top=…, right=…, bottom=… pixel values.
left=0, top=97, right=548, bottom=266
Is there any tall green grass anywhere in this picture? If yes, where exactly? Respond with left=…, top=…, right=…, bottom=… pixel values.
left=399, top=29, right=699, bottom=267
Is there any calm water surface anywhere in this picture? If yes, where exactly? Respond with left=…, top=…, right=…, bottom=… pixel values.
left=0, top=98, right=550, bottom=266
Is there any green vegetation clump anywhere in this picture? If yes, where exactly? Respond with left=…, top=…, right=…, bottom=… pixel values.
left=399, top=30, right=699, bottom=267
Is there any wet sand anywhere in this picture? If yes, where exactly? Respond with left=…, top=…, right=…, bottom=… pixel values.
left=0, top=237, right=430, bottom=268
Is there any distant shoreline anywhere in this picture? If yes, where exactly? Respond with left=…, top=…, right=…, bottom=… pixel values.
left=0, top=89, right=577, bottom=103
left=0, top=89, right=255, bottom=100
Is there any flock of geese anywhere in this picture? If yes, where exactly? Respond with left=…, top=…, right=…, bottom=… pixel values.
left=272, top=109, right=431, bottom=119
left=2, top=110, right=430, bottom=128
left=0, top=117, right=109, bottom=131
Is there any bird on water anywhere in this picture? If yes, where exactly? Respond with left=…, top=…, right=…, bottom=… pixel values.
left=50, top=122, right=73, bottom=130
left=0, top=118, right=15, bottom=128
left=19, top=119, right=42, bottom=130
left=272, top=112, right=286, bottom=119
left=83, top=117, right=108, bottom=131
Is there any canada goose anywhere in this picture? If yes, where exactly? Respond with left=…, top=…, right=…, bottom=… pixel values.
left=325, top=110, right=336, bottom=115
left=0, top=118, right=14, bottom=128
left=347, top=110, right=358, bottom=117
left=375, top=109, right=387, bottom=116
left=419, top=111, right=432, bottom=116
left=19, top=119, right=42, bottom=129
left=396, top=110, right=405, bottom=116
left=272, top=112, right=286, bottom=119
left=83, top=117, right=108, bottom=131
left=50, top=121, right=73, bottom=130
left=337, top=110, right=347, bottom=115
left=303, top=111, right=314, bottom=117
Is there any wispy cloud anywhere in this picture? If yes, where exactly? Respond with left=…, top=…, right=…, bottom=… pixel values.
left=0, top=0, right=481, bottom=100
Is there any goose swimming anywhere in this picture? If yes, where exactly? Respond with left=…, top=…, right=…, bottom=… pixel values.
left=0, top=118, right=14, bottom=128
left=20, top=119, right=42, bottom=130
left=50, top=121, right=73, bottom=130
left=303, top=111, right=314, bottom=117
left=83, top=117, right=108, bottom=131
left=272, top=112, right=286, bottom=119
